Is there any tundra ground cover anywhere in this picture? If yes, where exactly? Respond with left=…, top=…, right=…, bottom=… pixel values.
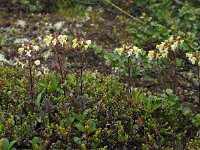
left=0, top=0, right=200, bottom=149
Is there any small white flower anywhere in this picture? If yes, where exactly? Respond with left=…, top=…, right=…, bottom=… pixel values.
left=52, top=38, right=57, bottom=46
left=26, top=50, right=32, bottom=57
left=34, top=60, right=40, bottom=66
left=42, top=66, right=50, bottom=74
left=33, top=45, right=40, bottom=51
left=36, top=71, right=42, bottom=76
left=58, top=35, right=67, bottom=47
left=43, top=50, right=53, bottom=60
left=86, top=40, right=91, bottom=45
left=127, top=49, right=133, bottom=57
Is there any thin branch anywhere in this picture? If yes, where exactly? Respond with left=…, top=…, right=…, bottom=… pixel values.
left=173, top=0, right=185, bottom=6
left=72, top=0, right=97, bottom=6
left=103, top=0, right=144, bottom=24
left=96, top=1, right=118, bottom=15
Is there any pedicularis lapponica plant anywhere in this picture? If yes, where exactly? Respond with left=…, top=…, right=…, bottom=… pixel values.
left=0, top=31, right=199, bottom=149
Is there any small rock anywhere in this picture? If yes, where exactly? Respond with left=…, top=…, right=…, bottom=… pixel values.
left=87, top=6, right=92, bottom=12
left=62, top=27, right=69, bottom=34
left=53, top=21, right=65, bottom=30
left=16, top=20, right=26, bottom=28
left=75, top=23, right=83, bottom=28
left=0, top=54, right=9, bottom=63
left=14, top=38, right=29, bottom=44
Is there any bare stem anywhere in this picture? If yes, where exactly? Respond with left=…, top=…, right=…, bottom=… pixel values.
left=128, top=56, right=132, bottom=95
left=55, top=46, right=64, bottom=81
left=198, top=65, right=200, bottom=110
left=80, top=52, right=84, bottom=96
left=173, top=50, right=177, bottom=94
left=157, top=60, right=163, bottom=90
left=54, top=46, right=65, bottom=95
left=28, top=57, right=34, bottom=101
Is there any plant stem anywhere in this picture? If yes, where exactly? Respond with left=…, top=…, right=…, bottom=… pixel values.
left=128, top=56, right=132, bottom=95
left=173, top=50, right=177, bottom=94
left=80, top=52, right=84, bottom=96
left=28, top=57, right=34, bottom=101
left=157, top=60, right=163, bottom=90
left=54, top=46, right=65, bottom=95
left=198, top=65, right=200, bottom=111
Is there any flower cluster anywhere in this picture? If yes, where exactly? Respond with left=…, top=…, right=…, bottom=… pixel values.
left=186, top=53, right=200, bottom=66
left=72, top=38, right=92, bottom=50
left=148, top=36, right=183, bottom=60
left=18, top=43, right=40, bottom=57
left=18, top=42, right=41, bottom=68
left=43, top=34, right=68, bottom=47
left=115, top=43, right=142, bottom=57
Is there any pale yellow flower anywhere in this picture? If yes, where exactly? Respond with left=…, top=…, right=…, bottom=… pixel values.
left=134, top=48, right=142, bottom=58
left=44, top=34, right=53, bottom=46
left=148, top=50, right=155, bottom=60
left=115, top=47, right=124, bottom=55
left=18, top=47, right=24, bottom=54
left=72, top=43, right=78, bottom=49
left=186, top=53, right=193, bottom=59
left=156, top=42, right=165, bottom=51
left=171, top=41, right=179, bottom=51
left=191, top=57, right=196, bottom=65
left=72, top=38, right=77, bottom=43
left=18, top=61, right=27, bottom=68
left=72, top=38, right=78, bottom=48
left=84, top=45, right=89, bottom=50
left=168, top=36, right=174, bottom=42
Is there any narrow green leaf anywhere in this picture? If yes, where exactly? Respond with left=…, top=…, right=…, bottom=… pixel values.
left=8, top=140, right=17, bottom=150
left=35, top=93, right=42, bottom=107
left=75, top=123, right=84, bottom=132
left=66, top=117, right=75, bottom=127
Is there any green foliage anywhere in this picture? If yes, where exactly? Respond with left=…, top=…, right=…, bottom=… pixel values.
left=0, top=138, right=17, bottom=150
left=1, top=65, right=199, bottom=149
